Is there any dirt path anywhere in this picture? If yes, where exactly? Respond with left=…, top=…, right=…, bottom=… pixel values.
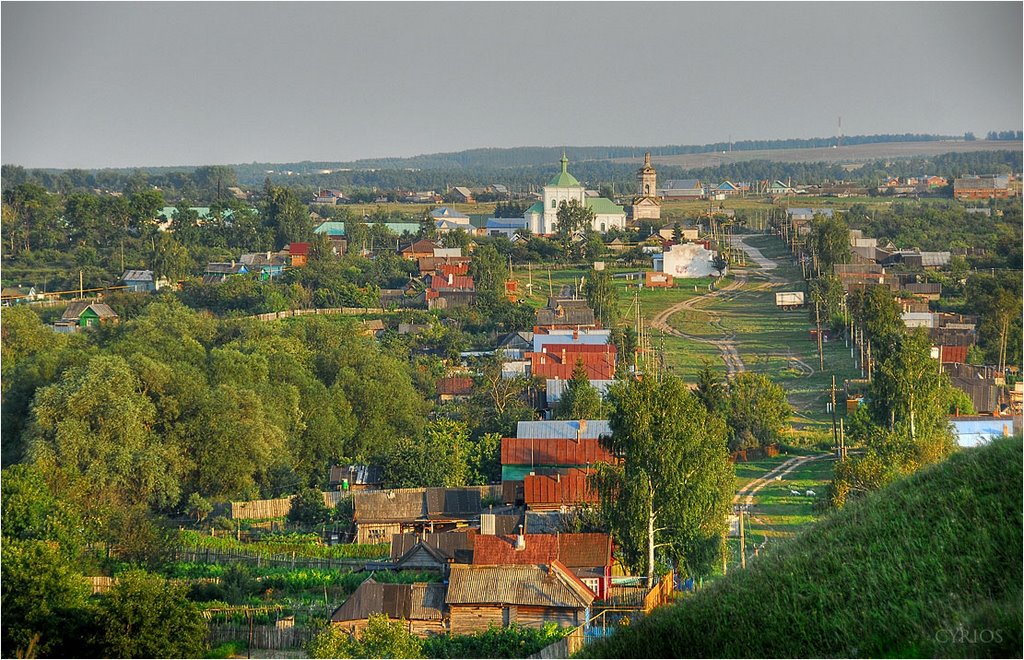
left=649, top=274, right=747, bottom=374
left=649, top=235, right=784, bottom=375
left=732, top=453, right=828, bottom=507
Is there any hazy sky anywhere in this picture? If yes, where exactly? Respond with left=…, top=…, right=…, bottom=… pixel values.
left=2, top=2, right=1021, bottom=169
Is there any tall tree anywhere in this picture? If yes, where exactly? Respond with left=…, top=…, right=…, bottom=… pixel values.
left=594, top=375, right=733, bottom=583
left=726, top=372, right=792, bottom=451
left=554, top=359, right=605, bottom=420
left=583, top=267, right=618, bottom=328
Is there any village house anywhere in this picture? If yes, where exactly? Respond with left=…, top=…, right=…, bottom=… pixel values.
left=431, top=207, right=474, bottom=235
left=313, top=188, right=346, bottom=205
left=313, top=221, right=348, bottom=255
left=203, top=261, right=249, bottom=284
left=437, top=376, right=474, bottom=402
left=389, top=530, right=477, bottom=566
left=445, top=562, right=595, bottom=634
left=450, top=187, right=475, bottom=204
left=471, top=532, right=614, bottom=599
left=658, top=179, right=704, bottom=200
left=400, top=239, right=440, bottom=260
left=535, top=297, right=598, bottom=331
left=528, top=343, right=617, bottom=381
left=328, top=465, right=384, bottom=492
left=485, top=217, right=528, bottom=238
left=351, top=487, right=483, bottom=544
left=532, top=329, right=612, bottom=353
left=120, top=270, right=169, bottom=293
left=239, top=252, right=289, bottom=280
left=55, top=302, right=119, bottom=332
left=424, top=273, right=477, bottom=310
left=0, top=286, right=40, bottom=306
left=331, top=579, right=446, bottom=637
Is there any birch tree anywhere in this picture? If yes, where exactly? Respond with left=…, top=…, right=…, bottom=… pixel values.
left=592, top=375, right=733, bottom=584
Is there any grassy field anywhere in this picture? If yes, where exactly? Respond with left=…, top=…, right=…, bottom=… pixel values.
left=581, top=437, right=1024, bottom=658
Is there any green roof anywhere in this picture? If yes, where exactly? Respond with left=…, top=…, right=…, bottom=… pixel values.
left=546, top=153, right=582, bottom=188
left=526, top=201, right=544, bottom=215
left=314, top=221, right=346, bottom=236
left=585, top=197, right=625, bottom=215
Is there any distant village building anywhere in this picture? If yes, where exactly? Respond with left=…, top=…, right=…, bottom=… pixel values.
left=631, top=152, right=661, bottom=221
left=654, top=243, right=718, bottom=278
left=431, top=207, right=474, bottom=234
left=121, top=270, right=169, bottom=292
left=658, top=179, right=704, bottom=200
left=55, top=302, right=119, bottom=332
left=953, top=175, right=1012, bottom=200
left=523, top=155, right=626, bottom=235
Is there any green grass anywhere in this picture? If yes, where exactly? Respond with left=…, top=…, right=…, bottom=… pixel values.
left=579, top=437, right=1024, bottom=658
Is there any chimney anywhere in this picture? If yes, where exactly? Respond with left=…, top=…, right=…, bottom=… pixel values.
left=448, top=273, right=454, bottom=286
left=230, top=259, right=235, bottom=268
left=515, top=525, right=526, bottom=551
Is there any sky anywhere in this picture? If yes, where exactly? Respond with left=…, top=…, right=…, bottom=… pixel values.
left=2, top=2, right=1021, bottom=169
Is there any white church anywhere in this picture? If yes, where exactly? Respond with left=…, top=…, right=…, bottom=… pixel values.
left=523, top=154, right=626, bottom=235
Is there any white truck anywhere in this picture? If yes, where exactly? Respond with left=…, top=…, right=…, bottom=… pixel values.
left=775, top=291, right=805, bottom=310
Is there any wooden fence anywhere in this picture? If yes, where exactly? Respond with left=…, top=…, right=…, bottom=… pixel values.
left=230, top=490, right=347, bottom=520
left=526, top=627, right=584, bottom=659
left=207, top=622, right=317, bottom=651
left=246, top=306, right=390, bottom=322
left=172, top=547, right=371, bottom=571
left=642, top=573, right=676, bottom=613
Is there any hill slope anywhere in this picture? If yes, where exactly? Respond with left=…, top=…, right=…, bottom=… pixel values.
left=579, top=436, right=1023, bottom=658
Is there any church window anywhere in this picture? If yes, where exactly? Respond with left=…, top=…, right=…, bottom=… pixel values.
left=645, top=184, right=650, bottom=194
left=551, top=199, right=557, bottom=209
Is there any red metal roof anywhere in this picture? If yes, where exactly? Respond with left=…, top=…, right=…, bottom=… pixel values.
left=523, top=473, right=597, bottom=508
left=937, top=345, right=969, bottom=364
left=289, top=242, right=310, bottom=255
left=472, top=533, right=612, bottom=568
left=501, top=437, right=614, bottom=466
left=437, top=376, right=474, bottom=396
left=430, top=274, right=475, bottom=291
left=472, top=534, right=559, bottom=565
left=529, top=350, right=616, bottom=380
left=438, top=263, right=470, bottom=277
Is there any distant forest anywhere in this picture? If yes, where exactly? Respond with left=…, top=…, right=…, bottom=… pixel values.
left=2, top=134, right=1021, bottom=201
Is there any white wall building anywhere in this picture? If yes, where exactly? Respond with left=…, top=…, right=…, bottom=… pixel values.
left=523, top=155, right=626, bottom=235
left=653, top=243, right=719, bottom=278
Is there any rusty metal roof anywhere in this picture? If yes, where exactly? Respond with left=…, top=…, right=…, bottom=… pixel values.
left=472, top=532, right=611, bottom=568
left=523, top=473, right=597, bottom=508
left=501, top=437, right=614, bottom=466
left=446, top=563, right=594, bottom=608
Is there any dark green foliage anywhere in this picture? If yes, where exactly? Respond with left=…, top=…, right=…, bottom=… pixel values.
left=1, top=538, right=93, bottom=657
left=287, top=487, right=332, bottom=526
left=423, top=623, right=569, bottom=658
left=583, top=268, right=618, bottom=328
left=725, top=372, right=792, bottom=452
left=96, top=569, right=209, bottom=659
left=308, top=613, right=422, bottom=659
left=553, top=360, right=606, bottom=420
left=595, top=375, right=733, bottom=581
left=579, top=437, right=1023, bottom=659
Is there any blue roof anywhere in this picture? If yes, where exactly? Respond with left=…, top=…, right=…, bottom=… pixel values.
left=430, top=207, right=470, bottom=220
left=314, top=221, right=346, bottom=236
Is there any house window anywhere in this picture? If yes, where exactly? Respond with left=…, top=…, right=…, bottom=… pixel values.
left=601, top=223, right=606, bottom=232
left=551, top=199, right=557, bottom=209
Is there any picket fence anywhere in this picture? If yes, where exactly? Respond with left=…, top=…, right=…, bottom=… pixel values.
left=207, top=621, right=317, bottom=651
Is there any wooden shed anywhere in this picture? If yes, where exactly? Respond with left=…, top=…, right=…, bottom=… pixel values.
left=331, top=578, right=446, bottom=637
left=445, top=562, right=594, bottom=635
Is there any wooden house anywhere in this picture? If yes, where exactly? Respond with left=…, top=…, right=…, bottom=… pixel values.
left=203, top=261, right=248, bottom=284
left=352, top=487, right=482, bottom=544
left=437, top=377, right=474, bottom=402
left=329, top=464, right=383, bottom=492
left=472, top=533, right=613, bottom=599
left=401, top=239, right=440, bottom=260
left=59, top=302, right=119, bottom=329
left=445, top=562, right=595, bottom=634
left=536, top=297, right=597, bottom=330
left=288, top=242, right=310, bottom=267
left=390, top=530, right=476, bottom=565
left=331, top=578, right=446, bottom=637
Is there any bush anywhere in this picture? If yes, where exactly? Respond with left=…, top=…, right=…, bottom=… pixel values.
left=422, top=623, right=569, bottom=658
left=287, top=487, right=331, bottom=526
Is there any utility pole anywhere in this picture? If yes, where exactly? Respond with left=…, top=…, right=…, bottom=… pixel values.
left=738, top=507, right=746, bottom=570
left=815, top=299, right=824, bottom=370
left=830, top=375, right=839, bottom=451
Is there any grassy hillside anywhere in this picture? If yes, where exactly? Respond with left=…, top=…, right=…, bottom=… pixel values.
left=579, top=436, right=1023, bottom=658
